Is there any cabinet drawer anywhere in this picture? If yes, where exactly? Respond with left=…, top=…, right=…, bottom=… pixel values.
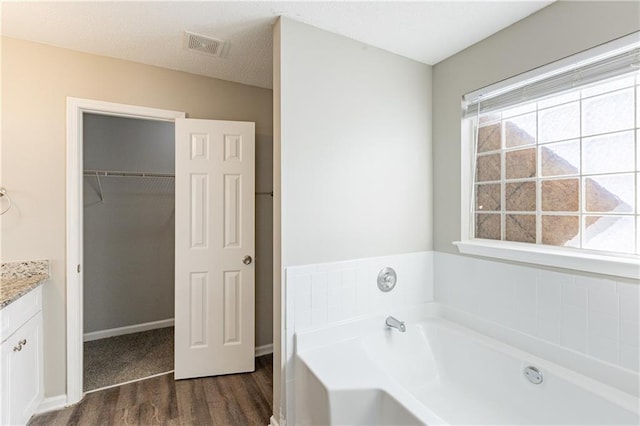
left=0, top=286, right=42, bottom=343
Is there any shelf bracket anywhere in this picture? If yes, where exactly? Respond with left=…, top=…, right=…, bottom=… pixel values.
left=94, top=172, right=104, bottom=202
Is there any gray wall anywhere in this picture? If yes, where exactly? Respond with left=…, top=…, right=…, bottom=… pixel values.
left=279, top=18, right=432, bottom=267
left=255, top=134, right=274, bottom=347
left=83, top=113, right=175, bottom=332
left=274, top=17, right=432, bottom=421
left=432, top=1, right=640, bottom=256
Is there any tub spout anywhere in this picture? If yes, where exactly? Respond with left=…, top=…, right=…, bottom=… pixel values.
left=385, top=316, right=406, bottom=332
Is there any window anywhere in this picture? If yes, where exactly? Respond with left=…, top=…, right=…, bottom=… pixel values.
left=458, top=34, right=640, bottom=278
left=473, top=74, right=639, bottom=255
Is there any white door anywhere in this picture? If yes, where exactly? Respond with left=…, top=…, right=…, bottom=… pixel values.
left=174, top=118, right=255, bottom=380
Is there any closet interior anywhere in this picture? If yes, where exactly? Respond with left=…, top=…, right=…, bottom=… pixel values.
left=82, top=113, right=175, bottom=391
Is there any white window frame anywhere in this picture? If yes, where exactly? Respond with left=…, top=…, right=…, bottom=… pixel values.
left=455, top=33, right=640, bottom=280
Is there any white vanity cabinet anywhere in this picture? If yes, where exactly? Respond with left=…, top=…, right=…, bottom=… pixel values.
left=0, top=286, right=44, bottom=425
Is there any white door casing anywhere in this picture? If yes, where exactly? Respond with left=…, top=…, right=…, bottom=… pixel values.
left=174, top=119, right=255, bottom=380
left=66, top=98, right=185, bottom=405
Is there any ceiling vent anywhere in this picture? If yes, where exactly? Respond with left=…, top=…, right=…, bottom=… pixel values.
left=183, top=31, right=229, bottom=58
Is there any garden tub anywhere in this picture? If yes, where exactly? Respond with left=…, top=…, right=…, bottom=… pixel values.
left=294, top=306, right=639, bottom=425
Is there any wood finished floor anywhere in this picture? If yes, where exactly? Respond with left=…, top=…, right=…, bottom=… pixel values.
left=29, top=354, right=273, bottom=426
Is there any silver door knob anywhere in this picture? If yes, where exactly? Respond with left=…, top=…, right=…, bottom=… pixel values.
left=243, top=255, right=253, bottom=265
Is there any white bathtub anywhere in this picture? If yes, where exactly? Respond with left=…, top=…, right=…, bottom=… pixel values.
left=294, top=306, right=640, bottom=425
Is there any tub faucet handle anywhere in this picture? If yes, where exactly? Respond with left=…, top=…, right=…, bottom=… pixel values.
left=385, top=316, right=406, bottom=332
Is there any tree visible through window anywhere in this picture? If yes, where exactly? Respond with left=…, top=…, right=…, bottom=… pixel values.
left=473, top=74, right=639, bottom=255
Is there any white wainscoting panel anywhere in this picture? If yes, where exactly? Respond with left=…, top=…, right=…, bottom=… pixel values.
left=434, top=251, right=640, bottom=372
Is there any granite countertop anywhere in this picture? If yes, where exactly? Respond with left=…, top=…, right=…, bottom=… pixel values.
left=0, top=260, right=49, bottom=309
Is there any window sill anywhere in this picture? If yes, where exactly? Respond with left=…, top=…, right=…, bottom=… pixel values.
left=453, top=240, right=639, bottom=280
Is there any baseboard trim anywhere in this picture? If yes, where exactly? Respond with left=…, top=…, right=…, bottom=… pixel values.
left=256, top=343, right=273, bottom=357
left=269, top=415, right=280, bottom=426
left=35, top=394, right=68, bottom=415
left=83, top=318, right=174, bottom=342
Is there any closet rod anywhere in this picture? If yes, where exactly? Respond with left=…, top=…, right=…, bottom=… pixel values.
left=84, top=169, right=174, bottom=178
left=85, top=170, right=273, bottom=197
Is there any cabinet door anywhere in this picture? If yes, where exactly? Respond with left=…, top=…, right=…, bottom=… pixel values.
left=1, top=332, right=9, bottom=425
left=1, top=312, right=43, bottom=425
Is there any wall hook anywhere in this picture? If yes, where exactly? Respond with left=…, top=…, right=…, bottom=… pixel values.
left=0, top=187, right=12, bottom=215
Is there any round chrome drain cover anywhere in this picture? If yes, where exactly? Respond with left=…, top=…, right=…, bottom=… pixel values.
left=524, top=366, right=543, bottom=384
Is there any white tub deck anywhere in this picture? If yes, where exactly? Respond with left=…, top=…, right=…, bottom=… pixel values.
left=294, top=305, right=640, bottom=425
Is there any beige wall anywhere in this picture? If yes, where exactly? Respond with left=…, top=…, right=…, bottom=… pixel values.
left=432, top=1, right=640, bottom=257
left=1, top=37, right=273, bottom=397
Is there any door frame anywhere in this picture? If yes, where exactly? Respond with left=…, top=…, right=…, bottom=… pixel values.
left=66, top=97, right=185, bottom=405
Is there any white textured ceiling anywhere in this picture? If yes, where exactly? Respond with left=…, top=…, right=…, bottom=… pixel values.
left=1, top=1, right=553, bottom=89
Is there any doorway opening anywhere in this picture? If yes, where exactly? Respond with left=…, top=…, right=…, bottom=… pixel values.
left=66, top=98, right=185, bottom=404
left=82, top=112, right=175, bottom=392
left=67, top=98, right=258, bottom=406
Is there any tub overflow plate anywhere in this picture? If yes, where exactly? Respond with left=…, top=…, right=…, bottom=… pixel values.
left=377, top=267, right=397, bottom=292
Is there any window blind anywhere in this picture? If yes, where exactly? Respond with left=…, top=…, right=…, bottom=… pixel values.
left=463, top=39, right=640, bottom=118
